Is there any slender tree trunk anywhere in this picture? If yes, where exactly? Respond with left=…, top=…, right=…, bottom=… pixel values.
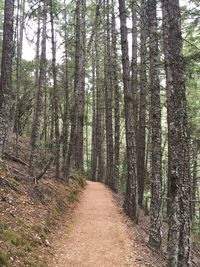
left=105, top=0, right=114, bottom=189
left=85, top=93, right=89, bottom=173
left=112, top=0, right=120, bottom=192
left=118, top=0, right=139, bottom=224
left=161, top=0, right=192, bottom=266
left=91, top=49, right=97, bottom=180
left=74, top=0, right=86, bottom=171
left=137, top=0, right=147, bottom=207
left=0, top=0, right=14, bottom=159
left=29, top=0, right=47, bottom=176
left=14, top=0, right=25, bottom=157
left=66, top=0, right=86, bottom=176
left=50, top=0, right=60, bottom=179
left=62, top=0, right=69, bottom=179
left=148, top=0, right=162, bottom=250
left=94, top=1, right=104, bottom=182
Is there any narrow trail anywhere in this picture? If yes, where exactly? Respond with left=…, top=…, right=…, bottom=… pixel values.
left=50, top=181, right=160, bottom=267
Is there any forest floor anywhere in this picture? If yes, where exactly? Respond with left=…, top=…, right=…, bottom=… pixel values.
left=48, top=181, right=165, bottom=267
left=1, top=135, right=199, bottom=266
left=0, top=135, right=86, bottom=267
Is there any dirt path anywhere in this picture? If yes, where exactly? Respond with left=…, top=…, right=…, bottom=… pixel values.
left=49, top=181, right=161, bottom=267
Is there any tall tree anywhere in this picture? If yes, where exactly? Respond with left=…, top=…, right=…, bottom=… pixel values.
left=95, top=0, right=105, bottom=182
left=161, top=0, right=192, bottom=266
left=91, top=48, right=97, bottom=180
left=148, top=0, right=162, bottom=250
left=119, top=0, right=139, bottom=223
left=62, top=0, right=69, bottom=179
left=14, top=0, right=25, bottom=157
left=74, top=0, right=86, bottom=171
left=112, top=0, right=120, bottom=191
left=0, top=0, right=15, bottom=158
left=50, top=0, right=60, bottom=179
left=104, top=0, right=114, bottom=189
left=137, top=0, right=147, bottom=207
left=66, top=0, right=86, bottom=175
left=29, top=0, right=47, bottom=176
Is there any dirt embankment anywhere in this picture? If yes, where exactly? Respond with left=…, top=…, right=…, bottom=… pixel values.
left=0, top=135, right=85, bottom=267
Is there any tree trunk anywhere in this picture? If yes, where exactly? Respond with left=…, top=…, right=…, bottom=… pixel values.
left=148, top=0, right=162, bottom=251
left=105, top=0, right=114, bottom=189
left=112, top=0, right=120, bottom=192
left=137, top=0, right=147, bottom=207
left=0, top=0, right=14, bottom=159
left=29, top=0, right=47, bottom=176
left=118, top=0, right=139, bottom=224
left=95, top=0, right=104, bottom=182
left=91, top=49, right=97, bottom=180
left=74, top=0, right=86, bottom=171
left=62, top=0, right=69, bottom=179
left=161, top=0, right=192, bottom=266
left=50, top=0, right=60, bottom=179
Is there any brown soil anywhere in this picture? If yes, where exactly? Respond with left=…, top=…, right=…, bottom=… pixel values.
left=49, top=181, right=164, bottom=267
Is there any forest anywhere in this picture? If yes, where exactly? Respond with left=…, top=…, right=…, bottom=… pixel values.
left=0, top=0, right=199, bottom=266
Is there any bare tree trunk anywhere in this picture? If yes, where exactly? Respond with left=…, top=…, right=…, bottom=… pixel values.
left=95, top=1, right=105, bottom=182
left=118, top=0, right=139, bottom=224
left=0, top=0, right=14, bottom=159
left=62, top=0, right=69, bottom=179
left=66, top=0, right=86, bottom=176
left=29, top=0, right=47, bottom=176
left=105, top=0, right=114, bottom=189
left=112, top=0, right=120, bottom=192
left=74, top=0, right=86, bottom=171
left=148, top=0, right=162, bottom=251
left=50, top=0, right=60, bottom=179
left=91, top=49, right=97, bottom=180
left=14, top=0, right=25, bottom=157
left=137, top=0, right=147, bottom=207
left=161, top=0, right=192, bottom=266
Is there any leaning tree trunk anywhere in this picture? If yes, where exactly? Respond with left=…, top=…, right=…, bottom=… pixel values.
left=118, top=0, right=139, bottom=224
left=0, top=0, right=14, bottom=159
left=148, top=0, right=162, bottom=251
left=29, top=0, right=47, bottom=176
left=161, top=0, right=192, bottom=266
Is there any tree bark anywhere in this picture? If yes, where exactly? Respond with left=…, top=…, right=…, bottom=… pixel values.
left=112, top=0, right=120, bottom=192
left=0, top=0, right=14, bottom=159
left=50, top=0, right=60, bottom=179
left=161, top=0, right=192, bottom=266
left=118, top=0, right=139, bottom=224
left=148, top=0, right=162, bottom=251
left=137, top=0, right=147, bottom=207
left=29, top=0, right=47, bottom=176
left=104, top=0, right=114, bottom=189
left=62, top=0, right=69, bottom=179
